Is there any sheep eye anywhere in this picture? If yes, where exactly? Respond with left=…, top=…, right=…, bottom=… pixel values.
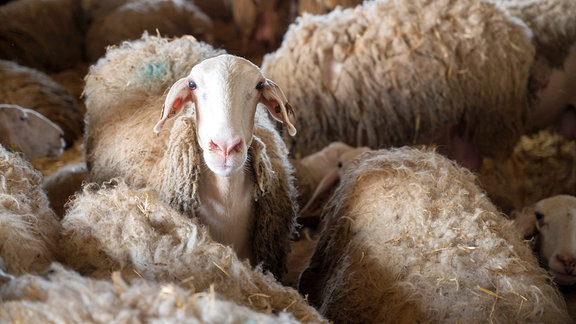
left=535, top=211, right=544, bottom=220
left=188, top=81, right=197, bottom=90
left=337, top=161, right=343, bottom=168
left=256, top=81, right=265, bottom=91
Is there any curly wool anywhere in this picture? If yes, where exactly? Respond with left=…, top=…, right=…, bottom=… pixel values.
left=262, top=0, right=535, bottom=160
left=58, top=180, right=324, bottom=323
left=0, top=146, right=61, bottom=275
left=299, top=147, right=569, bottom=323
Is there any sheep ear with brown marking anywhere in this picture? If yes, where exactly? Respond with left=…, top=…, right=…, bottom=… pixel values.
left=512, top=206, right=539, bottom=239
left=153, top=78, right=195, bottom=134
left=259, top=79, right=297, bottom=136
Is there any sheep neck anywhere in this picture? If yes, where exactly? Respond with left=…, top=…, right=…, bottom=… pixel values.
left=197, top=169, right=254, bottom=262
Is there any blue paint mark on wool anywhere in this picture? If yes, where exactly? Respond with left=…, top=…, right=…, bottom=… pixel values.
left=140, top=61, right=168, bottom=82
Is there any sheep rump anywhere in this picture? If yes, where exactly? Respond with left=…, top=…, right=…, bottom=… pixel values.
left=299, top=147, right=569, bottom=323
left=262, top=0, right=535, bottom=163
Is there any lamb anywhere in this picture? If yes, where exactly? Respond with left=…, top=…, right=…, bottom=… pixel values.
left=85, top=0, right=213, bottom=62
left=0, top=104, right=65, bottom=160
left=514, top=194, right=576, bottom=286
left=0, top=263, right=324, bottom=323
left=57, top=179, right=325, bottom=323
left=0, top=59, right=85, bottom=148
left=0, top=0, right=84, bottom=73
left=298, top=146, right=570, bottom=323
left=262, top=0, right=535, bottom=170
left=83, top=34, right=299, bottom=278
left=0, top=145, right=61, bottom=275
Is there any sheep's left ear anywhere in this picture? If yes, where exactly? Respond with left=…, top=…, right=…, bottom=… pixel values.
left=259, top=79, right=297, bottom=136
left=512, top=207, right=539, bottom=239
left=154, top=78, right=194, bottom=134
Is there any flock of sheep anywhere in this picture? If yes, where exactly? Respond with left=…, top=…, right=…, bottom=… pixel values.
left=1, top=0, right=576, bottom=322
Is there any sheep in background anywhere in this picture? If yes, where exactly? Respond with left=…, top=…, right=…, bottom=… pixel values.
left=58, top=179, right=325, bottom=323
left=0, top=0, right=85, bottom=73
left=0, top=145, right=61, bottom=275
left=0, top=263, right=325, bottom=323
left=0, top=104, right=65, bottom=160
left=84, top=34, right=298, bottom=278
left=85, top=0, right=213, bottom=62
left=297, top=0, right=363, bottom=15
left=299, top=147, right=569, bottom=323
left=0, top=59, right=85, bottom=148
left=41, top=161, right=87, bottom=218
left=262, top=0, right=535, bottom=170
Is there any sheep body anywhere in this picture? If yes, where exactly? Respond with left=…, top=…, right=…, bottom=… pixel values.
left=58, top=180, right=325, bottom=323
left=299, top=147, right=569, bottom=323
left=0, top=59, right=84, bottom=147
left=84, top=34, right=298, bottom=278
left=0, top=145, right=61, bottom=275
left=262, top=0, right=535, bottom=165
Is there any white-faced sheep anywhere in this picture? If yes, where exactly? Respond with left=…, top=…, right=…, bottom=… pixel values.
left=57, top=180, right=325, bottom=323
left=298, top=147, right=569, bottom=323
left=0, top=145, right=61, bottom=275
left=514, top=195, right=576, bottom=286
left=0, top=104, right=65, bottom=160
left=0, top=59, right=85, bottom=147
left=0, top=0, right=85, bottom=73
left=0, top=262, right=324, bottom=323
left=83, top=34, right=299, bottom=279
left=85, top=0, right=213, bottom=62
left=262, top=0, right=535, bottom=170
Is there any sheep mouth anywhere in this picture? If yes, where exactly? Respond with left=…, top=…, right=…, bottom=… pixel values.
left=549, top=269, right=576, bottom=286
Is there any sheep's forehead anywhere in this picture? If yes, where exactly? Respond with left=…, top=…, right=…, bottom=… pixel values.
left=536, top=195, right=576, bottom=222
left=190, top=55, right=263, bottom=87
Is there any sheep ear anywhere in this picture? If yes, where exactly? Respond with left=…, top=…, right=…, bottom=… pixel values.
left=154, top=78, right=194, bottom=134
left=260, top=79, right=297, bottom=136
left=512, top=206, right=539, bottom=239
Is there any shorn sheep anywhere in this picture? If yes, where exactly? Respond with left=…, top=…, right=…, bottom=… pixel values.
left=299, top=147, right=570, bottom=323
left=57, top=179, right=325, bottom=323
left=262, top=0, right=535, bottom=170
left=514, top=194, right=576, bottom=286
left=83, top=34, right=299, bottom=279
left=0, top=145, right=61, bottom=275
left=0, top=104, right=65, bottom=160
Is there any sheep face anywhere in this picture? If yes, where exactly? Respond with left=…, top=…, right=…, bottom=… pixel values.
left=154, top=54, right=296, bottom=177
left=0, top=104, right=65, bottom=159
left=518, top=195, right=576, bottom=285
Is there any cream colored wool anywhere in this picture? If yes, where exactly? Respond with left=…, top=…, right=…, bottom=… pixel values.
left=298, top=0, right=363, bottom=15
left=299, top=147, right=570, bottom=323
left=262, top=0, right=535, bottom=160
left=85, top=0, right=213, bottom=62
left=0, top=0, right=84, bottom=73
left=59, top=180, right=325, bottom=323
left=83, top=34, right=299, bottom=278
left=0, top=59, right=84, bottom=148
left=0, top=263, right=316, bottom=323
left=0, top=146, right=61, bottom=275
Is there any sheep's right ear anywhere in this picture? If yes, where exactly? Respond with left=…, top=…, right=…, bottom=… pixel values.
left=153, top=78, right=194, bottom=134
left=512, top=206, right=539, bottom=239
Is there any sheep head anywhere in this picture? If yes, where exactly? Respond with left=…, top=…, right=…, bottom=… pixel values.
left=515, top=194, right=576, bottom=285
left=153, top=54, right=296, bottom=177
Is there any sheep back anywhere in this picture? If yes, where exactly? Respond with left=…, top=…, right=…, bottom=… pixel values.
left=0, top=146, right=61, bottom=275
left=262, top=0, right=535, bottom=160
left=299, top=147, right=569, bottom=323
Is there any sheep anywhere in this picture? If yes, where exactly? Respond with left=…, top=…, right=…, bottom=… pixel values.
left=513, top=195, right=576, bottom=286
left=41, top=161, right=87, bottom=218
left=261, top=0, right=535, bottom=170
left=0, top=0, right=85, bottom=73
left=83, top=34, right=299, bottom=279
left=0, top=263, right=324, bottom=323
left=0, top=104, right=65, bottom=160
left=0, top=59, right=85, bottom=148
left=85, top=0, right=213, bottom=62
left=298, top=146, right=570, bottom=323
left=57, top=179, right=326, bottom=323
left=0, top=145, right=61, bottom=275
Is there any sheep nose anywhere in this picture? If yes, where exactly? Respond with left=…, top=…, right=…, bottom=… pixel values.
left=209, top=138, right=243, bottom=157
left=556, top=254, right=576, bottom=273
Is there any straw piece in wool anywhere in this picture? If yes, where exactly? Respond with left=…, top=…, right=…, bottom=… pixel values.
left=59, top=179, right=325, bottom=323
left=0, top=145, right=61, bottom=275
left=299, top=147, right=570, bottom=323
left=0, top=262, right=312, bottom=323
left=262, top=0, right=535, bottom=161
